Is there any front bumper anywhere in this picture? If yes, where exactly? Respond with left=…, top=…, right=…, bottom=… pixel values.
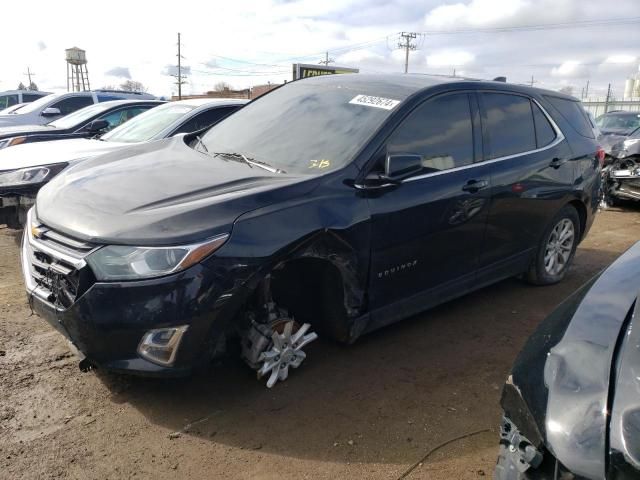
left=0, top=194, right=34, bottom=228
left=21, top=227, right=241, bottom=376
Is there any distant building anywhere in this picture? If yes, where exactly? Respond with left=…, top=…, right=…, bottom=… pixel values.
left=624, top=65, right=640, bottom=99
left=171, top=82, right=282, bottom=101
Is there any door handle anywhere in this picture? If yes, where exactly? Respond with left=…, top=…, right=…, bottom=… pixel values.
left=549, top=157, right=568, bottom=169
left=462, top=179, right=489, bottom=193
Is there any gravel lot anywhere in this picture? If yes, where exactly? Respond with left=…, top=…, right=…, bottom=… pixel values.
left=2, top=206, right=640, bottom=480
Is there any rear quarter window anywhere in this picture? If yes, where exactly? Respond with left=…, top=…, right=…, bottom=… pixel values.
left=543, top=95, right=594, bottom=139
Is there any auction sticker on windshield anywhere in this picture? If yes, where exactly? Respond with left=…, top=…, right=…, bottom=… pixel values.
left=349, top=95, right=401, bottom=110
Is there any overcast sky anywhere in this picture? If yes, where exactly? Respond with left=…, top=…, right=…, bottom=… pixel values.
left=0, top=0, right=638, bottom=98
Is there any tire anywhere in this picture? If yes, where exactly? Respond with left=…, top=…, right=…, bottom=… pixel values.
left=526, top=205, right=580, bottom=286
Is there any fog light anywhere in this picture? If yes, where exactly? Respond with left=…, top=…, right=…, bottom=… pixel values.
left=137, top=326, right=189, bottom=366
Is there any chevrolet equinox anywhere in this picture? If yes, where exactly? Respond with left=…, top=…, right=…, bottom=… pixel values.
left=21, top=74, right=602, bottom=387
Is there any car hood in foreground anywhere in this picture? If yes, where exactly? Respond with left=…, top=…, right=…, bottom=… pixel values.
left=36, top=136, right=317, bottom=245
left=504, top=241, right=640, bottom=479
left=0, top=138, right=129, bottom=171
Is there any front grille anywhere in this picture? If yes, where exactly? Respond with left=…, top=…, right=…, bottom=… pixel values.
left=23, top=221, right=97, bottom=310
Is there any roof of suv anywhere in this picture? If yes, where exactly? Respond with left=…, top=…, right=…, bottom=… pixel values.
left=294, top=73, right=579, bottom=102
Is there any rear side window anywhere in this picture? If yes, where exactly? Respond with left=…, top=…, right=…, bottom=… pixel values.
left=97, top=95, right=124, bottom=102
left=22, top=93, right=44, bottom=102
left=387, top=93, right=474, bottom=172
left=482, top=93, right=536, bottom=159
left=0, top=94, right=19, bottom=109
left=544, top=95, right=594, bottom=139
left=532, top=102, right=556, bottom=148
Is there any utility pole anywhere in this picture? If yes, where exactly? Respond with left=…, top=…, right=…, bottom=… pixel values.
left=24, top=67, right=35, bottom=89
left=452, top=68, right=456, bottom=77
left=172, top=32, right=187, bottom=100
left=319, top=51, right=334, bottom=66
left=584, top=80, right=590, bottom=99
left=604, top=83, right=612, bottom=113
left=398, top=32, right=417, bottom=74
left=529, top=75, right=536, bottom=87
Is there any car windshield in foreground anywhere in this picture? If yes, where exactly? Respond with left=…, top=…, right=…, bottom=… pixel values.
left=101, top=103, right=195, bottom=143
left=596, top=113, right=640, bottom=134
left=199, top=80, right=404, bottom=175
left=47, top=102, right=114, bottom=129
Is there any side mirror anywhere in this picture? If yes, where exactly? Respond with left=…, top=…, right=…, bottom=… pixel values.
left=385, top=153, right=423, bottom=180
left=86, top=119, right=110, bottom=133
left=41, top=107, right=61, bottom=117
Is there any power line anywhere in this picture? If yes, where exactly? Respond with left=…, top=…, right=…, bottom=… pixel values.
left=420, top=17, right=640, bottom=35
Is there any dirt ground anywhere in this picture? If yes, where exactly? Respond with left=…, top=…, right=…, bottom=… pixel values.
left=2, top=206, right=640, bottom=480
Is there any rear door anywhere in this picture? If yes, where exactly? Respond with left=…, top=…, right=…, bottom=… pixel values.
left=366, top=92, right=492, bottom=318
left=477, top=91, right=575, bottom=278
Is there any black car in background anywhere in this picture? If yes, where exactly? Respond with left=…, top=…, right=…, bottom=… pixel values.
left=0, top=99, right=164, bottom=149
left=22, top=74, right=601, bottom=388
left=495, top=241, right=640, bottom=479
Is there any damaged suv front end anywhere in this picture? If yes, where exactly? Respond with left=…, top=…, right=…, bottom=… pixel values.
left=495, top=242, right=640, bottom=479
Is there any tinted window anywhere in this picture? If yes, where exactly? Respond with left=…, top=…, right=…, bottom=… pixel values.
left=532, top=102, right=556, bottom=148
left=173, top=107, right=237, bottom=135
left=482, top=93, right=536, bottom=159
left=544, top=95, right=594, bottom=138
left=22, top=93, right=44, bottom=102
left=50, top=96, right=94, bottom=115
left=97, top=95, right=125, bottom=102
left=387, top=93, right=474, bottom=172
left=0, top=94, right=19, bottom=109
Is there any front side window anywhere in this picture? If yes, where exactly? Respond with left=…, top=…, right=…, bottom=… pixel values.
left=50, top=96, right=94, bottom=115
left=482, top=93, right=536, bottom=159
left=48, top=102, right=112, bottom=129
left=172, top=107, right=237, bottom=135
left=387, top=93, right=474, bottom=172
left=97, top=106, right=150, bottom=131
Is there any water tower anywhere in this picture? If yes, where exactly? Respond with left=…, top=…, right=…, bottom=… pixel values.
left=66, top=47, right=90, bottom=92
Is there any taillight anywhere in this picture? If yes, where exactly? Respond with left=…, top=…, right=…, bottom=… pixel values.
left=596, top=146, right=605, bottom=168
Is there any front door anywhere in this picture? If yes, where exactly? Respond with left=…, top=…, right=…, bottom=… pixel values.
left=365, top=92, right=491, bottom=323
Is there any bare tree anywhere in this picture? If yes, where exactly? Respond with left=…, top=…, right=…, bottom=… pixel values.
left=28, top=82, right=38, bottom=91
left=119, top=80, right=148, bottom=92
left=213, top=81, right=232, bottom=92
left=17, top=82, right=26, bottom=90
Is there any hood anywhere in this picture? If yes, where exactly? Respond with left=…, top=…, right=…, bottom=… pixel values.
left=0, top=138, right=128, bottom=171
left=598, top=133, right=627, bottom=154
left=36, top=136, right=317, bottom=245
left=0, top=124, right=56, bottom=139
left=505, top=242, right=640, bottom=479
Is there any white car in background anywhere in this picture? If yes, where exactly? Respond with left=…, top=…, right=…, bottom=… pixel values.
left=0, top=98, right=247, bottom=228
left=0, top=90, right=156, bottom=127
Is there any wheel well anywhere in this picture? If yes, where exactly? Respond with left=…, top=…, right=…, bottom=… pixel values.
left=568, top=200, right=587, bottom=241
left=270, top=258, right=350, bottom=342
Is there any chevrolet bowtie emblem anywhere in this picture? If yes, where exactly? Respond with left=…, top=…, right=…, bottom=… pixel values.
left=31, top=224, right=44, bottom=239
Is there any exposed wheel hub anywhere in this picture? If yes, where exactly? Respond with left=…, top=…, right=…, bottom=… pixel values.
left=257, top=321, right=317, bottom=388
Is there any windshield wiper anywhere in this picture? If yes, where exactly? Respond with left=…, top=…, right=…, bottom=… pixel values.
left=211, top=152, right=285, bottom=174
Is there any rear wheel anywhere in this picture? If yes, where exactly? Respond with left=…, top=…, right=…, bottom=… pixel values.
left=526, top=205, right=580, bottom=285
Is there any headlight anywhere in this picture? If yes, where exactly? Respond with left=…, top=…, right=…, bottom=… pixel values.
left=0, top=136, right=26, bottom=149
left=0, top=163, right=67, bottom=187
left=86, top=234, right=229, bottom=280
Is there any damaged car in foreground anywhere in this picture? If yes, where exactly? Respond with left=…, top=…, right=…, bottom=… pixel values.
left=602, top=126, right=640, bottom=204
left=495, top=241, right=640, bottom=479
left=22, top=74, right=601, bottom=388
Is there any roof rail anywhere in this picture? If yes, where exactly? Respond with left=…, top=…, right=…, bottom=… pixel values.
left=94, top=89, right=145, bottom=95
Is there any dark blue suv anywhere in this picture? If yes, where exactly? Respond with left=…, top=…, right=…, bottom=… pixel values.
left=21, top=74, right=602, bottom=387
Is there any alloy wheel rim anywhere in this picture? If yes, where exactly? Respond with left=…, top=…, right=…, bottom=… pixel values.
left=544, top=218, right=575, bottom=276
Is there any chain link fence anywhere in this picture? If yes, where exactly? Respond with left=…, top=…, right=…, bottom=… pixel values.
left=581, top=97, right=640, bottom=117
